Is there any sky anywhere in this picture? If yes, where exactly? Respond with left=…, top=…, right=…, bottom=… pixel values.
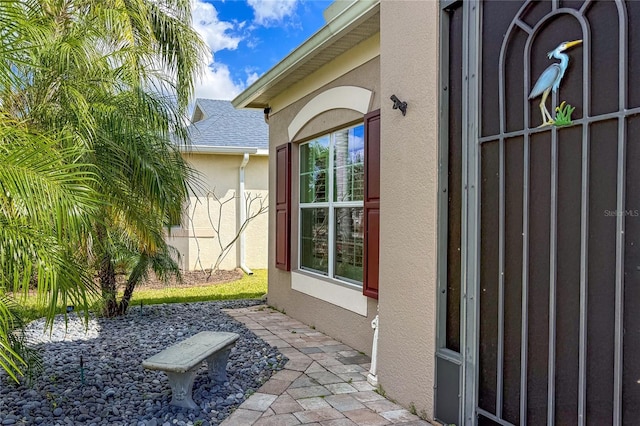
left=191, top=0, right=333, bottom=102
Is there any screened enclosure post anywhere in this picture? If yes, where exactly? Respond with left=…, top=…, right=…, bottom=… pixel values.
left=497, top=137, right=505, bottom=420
left=436, top=2, right=451, bottom=354
left=519, top=29, right=533, bottom=426
left=578, top=19, right=592, bottom=426
left=548, top=88, right=561, bottom=426
left=578, top=120, right=589, bottom=426
left=496, top=6, right=508, bottom=419
left=496, top=5, right=509, bottom=415
left=547, top=114, right=559, bottom=426
left=613, top=3, right=628, bottom=424
left=519, top=134, right=530, bottom=426
left=613, top=116, right=625, bottom=426
left=435, top=3, right=464, bottom=423
left=462, top=1, right=481, bottom=424
left=461, top=0, right=472, bottom=420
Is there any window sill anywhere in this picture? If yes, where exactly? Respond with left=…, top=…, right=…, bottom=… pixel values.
left=291, top=271, right=368, bottom=316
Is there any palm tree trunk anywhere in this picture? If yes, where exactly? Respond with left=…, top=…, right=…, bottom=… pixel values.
left=117, top=278, right=137, bottom=315
left=99, top=252, right=119, bottom=317
left=117, top=254, right=149, bottom=315
left=95, top=223, right=119, bottom=317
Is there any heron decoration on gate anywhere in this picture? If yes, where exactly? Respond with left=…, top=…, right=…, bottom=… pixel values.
left=528, top=39, right=582, bottom=127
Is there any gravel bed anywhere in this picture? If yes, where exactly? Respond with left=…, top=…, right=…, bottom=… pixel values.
left=0, top=300, right=287, bottom=426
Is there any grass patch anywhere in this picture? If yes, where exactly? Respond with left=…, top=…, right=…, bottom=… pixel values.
left=129, top=269, right=267, bottom=306
left=15, top=269, right=267, bottom=323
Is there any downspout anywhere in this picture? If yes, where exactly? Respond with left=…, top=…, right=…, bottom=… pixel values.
left=239, top=153, right=253, bottom=275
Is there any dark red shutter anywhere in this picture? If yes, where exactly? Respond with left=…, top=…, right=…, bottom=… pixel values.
left=275, top=143, right=291, bottom=270
left=363, top=110, right=380, bottom=298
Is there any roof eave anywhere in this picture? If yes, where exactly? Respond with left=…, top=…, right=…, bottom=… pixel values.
left=231, top=0, right=380, bottom=110
left=181, top=145, right=268, bottom=156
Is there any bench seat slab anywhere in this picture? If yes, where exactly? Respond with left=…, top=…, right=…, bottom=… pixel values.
left=143, top=331, right=239, bottom=373
left=142, top=331, right=240, bottom=409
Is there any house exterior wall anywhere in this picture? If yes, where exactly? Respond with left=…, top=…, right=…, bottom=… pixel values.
left=167, top=153, right=269, bottom=271
left=377, top=0, right=439, bottom=419
left=267, top=54, right=381, bottom=355
left=259, top=1, right=441, bottom=419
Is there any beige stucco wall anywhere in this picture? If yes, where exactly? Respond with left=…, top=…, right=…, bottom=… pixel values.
left=167, top=153, right=269, bottom=271
left=267, top=53, right=381, bottom=355
left=261, top=2, right=440, bottom=417
left=377, top=0, right=439, bottom=420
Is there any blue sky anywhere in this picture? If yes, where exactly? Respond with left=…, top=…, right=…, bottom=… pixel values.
left=191, top=0, right=333, bottom=101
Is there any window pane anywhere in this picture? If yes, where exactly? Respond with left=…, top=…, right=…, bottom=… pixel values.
left=334, top=207, right=364, bottom=283
left=300, top=137, right=330, bottom=203
left=300, top=208, right=329, bottom=274
left=334, top=125, right=365, bottom=202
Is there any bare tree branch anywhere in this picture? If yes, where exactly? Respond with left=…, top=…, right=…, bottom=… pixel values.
left=179, top=188, right=268, bottom=280
left=201, top=190, right=267, bottom=278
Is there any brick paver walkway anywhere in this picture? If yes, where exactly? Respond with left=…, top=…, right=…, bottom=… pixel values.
left=221, top=305, right=432, bottom=426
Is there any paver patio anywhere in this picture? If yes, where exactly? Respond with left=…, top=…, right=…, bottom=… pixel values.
left=222, top=305, right=433, bottom=426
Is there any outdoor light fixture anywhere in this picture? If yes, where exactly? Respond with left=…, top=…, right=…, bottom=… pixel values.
left=390, top=94, right=407, bottom=116
left=263, top=107, right=271, bottom=123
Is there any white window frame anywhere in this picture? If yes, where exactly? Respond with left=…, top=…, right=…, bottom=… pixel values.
left=298, top=123, right=364, bottom=288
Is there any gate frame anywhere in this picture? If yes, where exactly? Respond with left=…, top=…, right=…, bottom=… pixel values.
left=435, top=1, right=482, bottom=425
left=461, top=1, right=481, bottom=424
left=437, top=1, right=633, bottom=425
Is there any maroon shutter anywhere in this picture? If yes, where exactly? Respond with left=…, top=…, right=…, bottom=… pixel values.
left=363, top=110, right=380, bottom=298
left=275, top=143, right=291, bottom=270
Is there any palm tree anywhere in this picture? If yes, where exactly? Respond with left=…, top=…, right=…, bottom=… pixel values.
left=0, top=0, right=100, bottom=382
left=7, top=0, right=205, bottom=317
left=90, top=91, right=195, bottom=315
left=0, top=0, right=205, bottom=380
left=0, top=117, right=99, bottom=381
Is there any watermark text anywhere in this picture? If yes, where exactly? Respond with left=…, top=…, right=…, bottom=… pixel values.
left=604, top=209, right=639, bottom=217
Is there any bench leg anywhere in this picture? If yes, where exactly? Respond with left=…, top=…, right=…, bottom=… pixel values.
left=165, top=370, right=198, bottom=409
left=206, top=346, right=232, bottom=383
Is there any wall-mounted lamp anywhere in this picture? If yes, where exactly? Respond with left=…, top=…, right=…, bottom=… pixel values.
left=390, top=95, right=407, bottom=116
left=263, top=107, right=271, bottom=124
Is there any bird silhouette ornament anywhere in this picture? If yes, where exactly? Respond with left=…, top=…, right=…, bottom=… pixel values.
left=529, top=39, right=582, bottom=127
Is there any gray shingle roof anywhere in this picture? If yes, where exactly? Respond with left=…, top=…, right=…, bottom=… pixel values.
left=185, top=99, right=268, bottom=149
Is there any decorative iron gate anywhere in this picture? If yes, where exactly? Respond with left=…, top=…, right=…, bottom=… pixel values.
left=436, top=1, right=640, bottom=425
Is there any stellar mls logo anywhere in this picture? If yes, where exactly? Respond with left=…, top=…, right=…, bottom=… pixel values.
left=604, top=209, right=639, bottom=217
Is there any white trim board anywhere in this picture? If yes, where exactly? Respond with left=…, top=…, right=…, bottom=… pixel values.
left=287, top=86, right=372, bottom=140
left=291, top=272, right=368, bottom=316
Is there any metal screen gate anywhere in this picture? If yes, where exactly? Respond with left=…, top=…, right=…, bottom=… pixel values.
left=436, top=1, right=640, bottom=425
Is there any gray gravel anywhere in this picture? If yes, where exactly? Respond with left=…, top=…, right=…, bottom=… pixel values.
left=0, top=300, right=287, bottom=426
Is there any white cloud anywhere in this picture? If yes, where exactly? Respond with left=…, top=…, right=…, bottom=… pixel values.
left=192, top=1, right=242, bottom=52
left=191, top=0, right=245, bottom=100
left=195, top=64, right=243, bottom=101
left=245, top=71, right=260, bottom=86
left=189, top=0, right=296, bottom=101
left=193, top=65, right=263, bottom=103
left=247, top=0, right=299, bottom=26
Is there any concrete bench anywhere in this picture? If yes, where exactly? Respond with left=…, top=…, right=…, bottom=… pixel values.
left=142, top=331, right=239, bottom=409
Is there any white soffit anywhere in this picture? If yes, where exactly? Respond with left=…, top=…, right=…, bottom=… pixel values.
left=288, top=86, right=372, bottom=140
